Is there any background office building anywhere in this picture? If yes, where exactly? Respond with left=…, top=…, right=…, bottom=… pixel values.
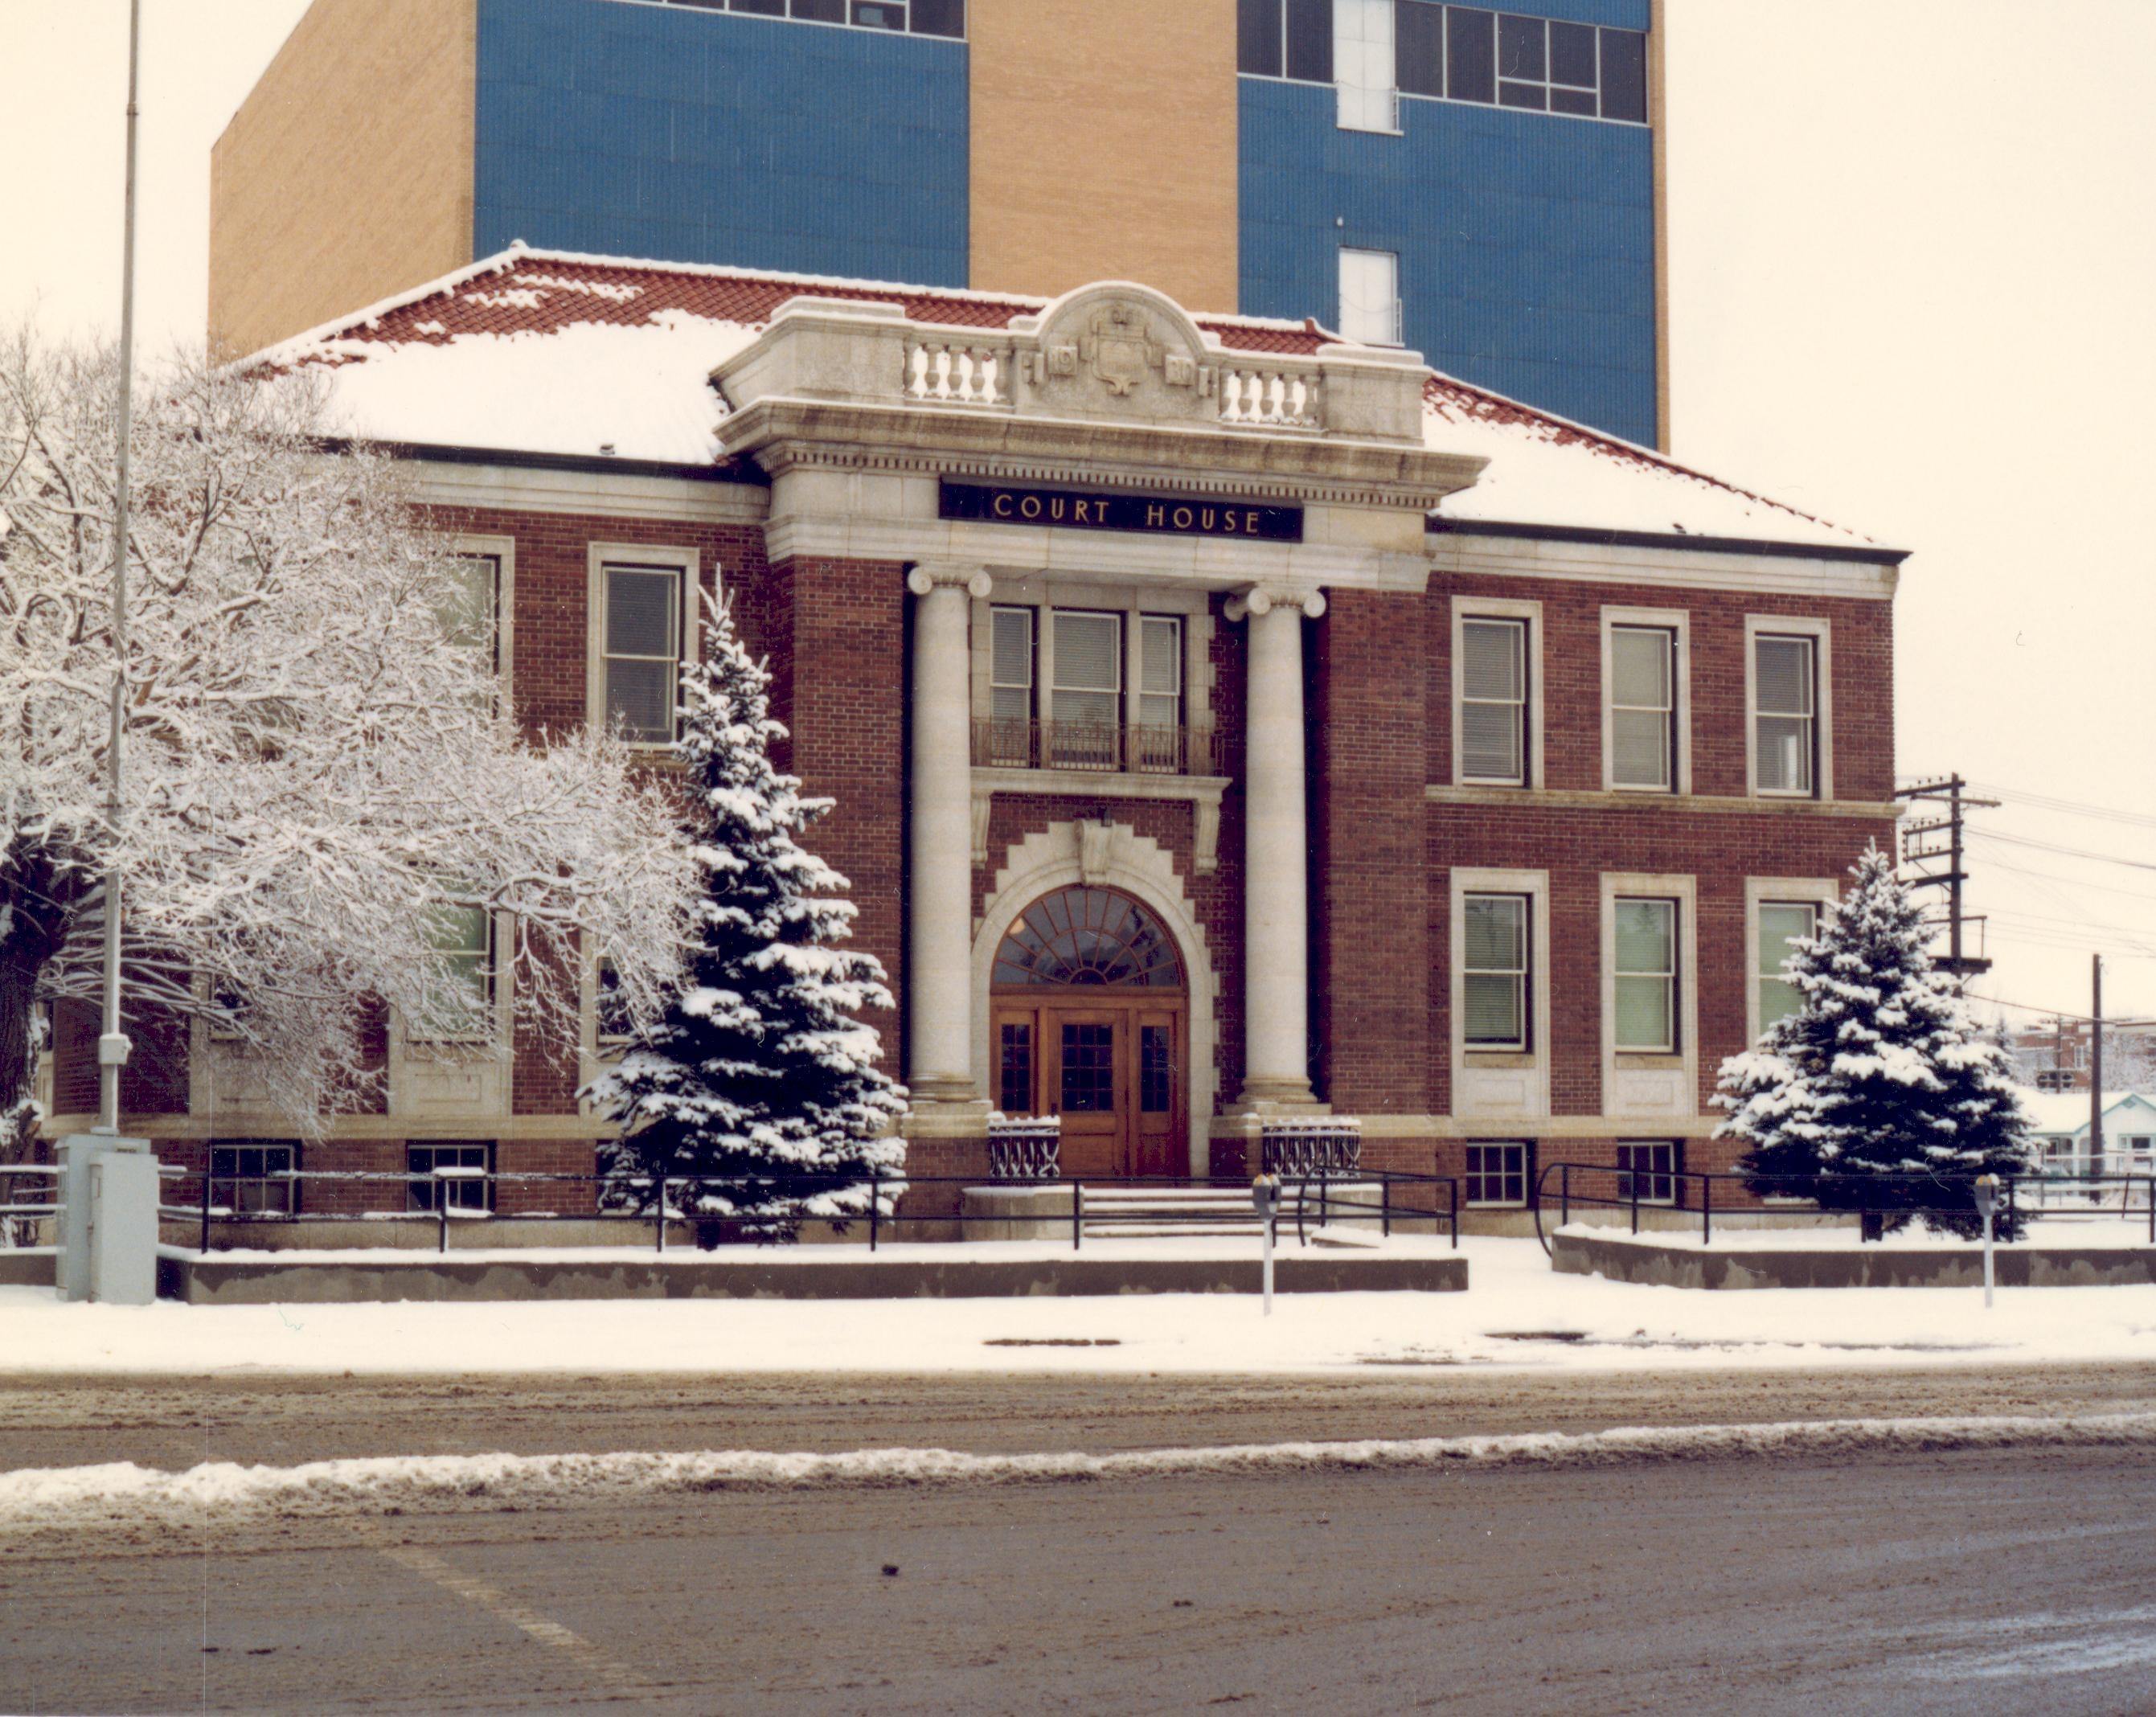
left=212, top=0, right=1666, bottom=447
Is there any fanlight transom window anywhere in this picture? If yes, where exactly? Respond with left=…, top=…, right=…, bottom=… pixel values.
left=994, top=888, right=1183, bottom=989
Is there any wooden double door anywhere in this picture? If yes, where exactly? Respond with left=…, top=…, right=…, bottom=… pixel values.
left=992, top=998, right=1186, bottom=1180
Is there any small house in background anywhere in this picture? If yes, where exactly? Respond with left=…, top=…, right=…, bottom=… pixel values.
left=2020, top=1089, right=2156, bottom=1182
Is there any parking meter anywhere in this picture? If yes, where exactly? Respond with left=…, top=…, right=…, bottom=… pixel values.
left=1252, top=1175, right=1281, bottom=1314
left=1974, top=1174, right=2000, bottom=1309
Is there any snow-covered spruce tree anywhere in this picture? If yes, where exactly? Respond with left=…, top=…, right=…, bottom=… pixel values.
left=588, top=601, right=906, bottom=1244
left=1715, top=846, right=2034, bottom=1240
left=0, top=328, right=695, bottom=1133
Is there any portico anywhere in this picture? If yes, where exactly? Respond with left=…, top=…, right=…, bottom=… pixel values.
left=711, top=280, right=1482, bottom=1174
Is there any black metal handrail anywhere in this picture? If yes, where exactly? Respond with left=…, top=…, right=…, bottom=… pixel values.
left=1530, top=1161, right=2156, bottom=1256
left=155, top=1166, right=1462, bottom=1256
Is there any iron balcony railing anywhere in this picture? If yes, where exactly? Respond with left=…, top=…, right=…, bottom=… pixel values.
left=972, top=718, right=1227, bottom=778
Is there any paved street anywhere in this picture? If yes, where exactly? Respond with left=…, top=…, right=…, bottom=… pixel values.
left=5, top=1366, right=2156, bottom=1713
left=5, top=1444, right=2154, bottom=1714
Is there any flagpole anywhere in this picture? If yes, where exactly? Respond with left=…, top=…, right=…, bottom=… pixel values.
left=96, top=0, right=145, bottom=1134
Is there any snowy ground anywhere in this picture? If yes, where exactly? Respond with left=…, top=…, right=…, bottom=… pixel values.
left=1568, top=1218, right=2156, bottom=1251
left=9, top=1238, right=2156, bottom=1379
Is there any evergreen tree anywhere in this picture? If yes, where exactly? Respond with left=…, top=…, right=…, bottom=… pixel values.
left=1715, top=846, right=2034, bottom=1240
left=589, top=602, right=907, bottom=1242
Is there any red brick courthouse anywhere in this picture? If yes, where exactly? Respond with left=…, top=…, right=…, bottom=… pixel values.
left=48, top=249, right=1904, bottom=1224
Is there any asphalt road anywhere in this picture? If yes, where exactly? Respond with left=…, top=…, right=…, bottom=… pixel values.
left=8, top=1364, right=2156, bottom=1714
left=6, top=1442, right=2156, bottom=1715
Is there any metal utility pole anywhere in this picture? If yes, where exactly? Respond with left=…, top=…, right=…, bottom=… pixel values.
left=96, top=0, right=145, bottom=1134
left=2092, top=955, right=2105, bottom=1176
left=1897, top=775, right=1998, bottom=981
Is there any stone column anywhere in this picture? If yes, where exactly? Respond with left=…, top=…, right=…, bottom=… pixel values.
left=1228, top=585, right=1326, bottom=1108
left=905, top=565, right=992, bottom=1105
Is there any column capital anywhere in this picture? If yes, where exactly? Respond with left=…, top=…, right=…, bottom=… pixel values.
left=1224, top=584, right=1326, bottom=623
left=907, top=564, right=993, bottom=600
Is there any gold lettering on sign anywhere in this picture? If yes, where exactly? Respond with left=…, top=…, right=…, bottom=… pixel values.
left=1146, top=504, right=1166, bottom=528
left=1246, top=510, right=1261, bottom=535
left=1173, top=506, right=1195, bottom=530
left=1020, top=496, right=1042, bottom=520
left=993, top=494, right=1014, bottom=518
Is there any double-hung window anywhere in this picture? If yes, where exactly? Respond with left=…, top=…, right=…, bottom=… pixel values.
left=442, top=555, right=501, bottom=676
left=1462, top=893, right=1530, bottom=1051
left=1752, top=633, right=1818, bottom=796
left=1459, top=616, right=1528, bottom=786
left=1613, top=897, right=1678, bottom=1053
left=1465, top=1141, right=1532, bottom=1208
left=1609, top=625, right=1677, bottom=792
left=988, top=605, right=1035, bottom=766
left=603, top=563, right=683, bottom=745
left=1051, top=610, right=1121, bottom=769
left=1616, top=1141, right=1679, bottom=1207
left=407, top=1141, right=494, bottom=1214
left=416, top=902, right=494, bottom=1043
left=1133, top=616, right=1185, bottom=772
left=1756, top=902, right=1820, bottom=1036
left=210, top=1142, right=297, bottom=1215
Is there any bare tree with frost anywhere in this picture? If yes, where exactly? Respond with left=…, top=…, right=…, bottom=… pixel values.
left=0, top=328, right=695, bottom=1149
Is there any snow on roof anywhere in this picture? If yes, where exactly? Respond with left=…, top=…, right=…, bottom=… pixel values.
left=2018, top=1090, right=2156, bottom=1137
left=271, top=244, right=1891, bottom=555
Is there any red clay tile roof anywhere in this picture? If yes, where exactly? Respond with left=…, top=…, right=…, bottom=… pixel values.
left=295, top=245, right=1332, bottom=358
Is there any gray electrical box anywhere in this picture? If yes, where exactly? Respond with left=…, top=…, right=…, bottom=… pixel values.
left=56, top=1135, right=158, bottom=1305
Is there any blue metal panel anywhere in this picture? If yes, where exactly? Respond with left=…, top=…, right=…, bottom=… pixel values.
left=473, top=0, right=969, bottom=288
left=1238, top=76, right=1659, bottom=448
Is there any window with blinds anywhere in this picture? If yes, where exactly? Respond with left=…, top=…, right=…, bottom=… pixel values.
left=1756, top=901, right=1819, bottom=1035
left=990, top=607, right=1034, bottom=723
left=1613, top=897, right=1677, bottom=1053
left=1754, top=634, right=1817, bottom=795
left=1133, top=616, right=1184, bottom=772
left=1459, top=616, right=1527, bottom=785
left=1462, top=893, right=1529, bottom=1050
left=604, top=565, right=682, bottom=744
left=1609, top=625, right=1675, bottom=791
left=1051, top=609, right=1121, bottom=768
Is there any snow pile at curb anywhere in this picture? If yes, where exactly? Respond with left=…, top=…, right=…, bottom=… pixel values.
left=9, top=1414, right=2156, bottom=1531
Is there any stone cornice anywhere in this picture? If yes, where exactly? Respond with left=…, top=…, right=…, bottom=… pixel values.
left=717, top=397, right=1481, bottom=513
left=1425, top=785, right=1903, bottom=820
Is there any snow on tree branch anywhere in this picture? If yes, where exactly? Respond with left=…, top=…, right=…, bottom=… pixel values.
left=0, top=326, right=696, bottom=1129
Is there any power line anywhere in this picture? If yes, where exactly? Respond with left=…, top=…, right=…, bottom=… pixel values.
left=1971, top=781, right=2156, bottom=833
left=1970, top=828, right=2156, bottom=875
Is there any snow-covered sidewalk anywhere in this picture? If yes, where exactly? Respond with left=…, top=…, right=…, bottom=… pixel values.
left=8, top=1238, right=2156, bottom=1378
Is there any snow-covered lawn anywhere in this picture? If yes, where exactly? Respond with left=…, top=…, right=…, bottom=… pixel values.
left=1571, top=1219, right=2156, bottom=1252
left=8, top=1239, right=2156, bottom=1379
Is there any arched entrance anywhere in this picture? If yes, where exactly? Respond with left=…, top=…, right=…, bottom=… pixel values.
left=990, top=886, right=1187, bottom=1179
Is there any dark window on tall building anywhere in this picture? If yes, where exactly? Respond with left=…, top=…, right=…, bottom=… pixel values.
left=1239, top=0, right=1284, bottom=76
left=792, top=0, right=844, bottom=20
left=1285, top=0, right=1334, bottom=83
left=1600, top=27, right=1649, bottom=122
left=1548, top=18, right=1598, bottom=113
left=1445, top=6, right=1495, bottom=104
left=1397, top=0, right=1445, bottom=97
left=852, top=1, right=905, bottom=27
left=910, top=0, right=965, bottom=37
left=1498, top=13, right=1545, bottom=107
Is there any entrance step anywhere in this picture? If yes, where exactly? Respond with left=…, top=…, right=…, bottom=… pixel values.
left=1070, top=1183, right=1387, bottom=1242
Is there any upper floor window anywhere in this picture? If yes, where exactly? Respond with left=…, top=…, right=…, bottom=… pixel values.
left=990, top=605, right=1035, bottom=727
left=1051, top=609, right=1122, bottom=768
left=1613, top=897, right=1678, bottom=1054
left=1136, top=616, right=1185, bottom=749
left=1339, top=248, right=1402, bottom=345
left=647, top=0, right=965, bottom=39
left=1458, top=615, right=1528, bottom=786
left=1250, top=2, right=1649, bottom=126
left=1756, top=901, right=1819, bottom=1035
left=1609, top=624, right=1676, bottom=792
left=603, top=562, right=684, bottom=746
left=1240, top=0, right=1335, bottom=82
left=1752, top=633, right=1818, bottom=797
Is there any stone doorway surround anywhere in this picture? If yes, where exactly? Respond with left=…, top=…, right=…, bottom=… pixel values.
left=973, top=822, right=1216, bottom=1178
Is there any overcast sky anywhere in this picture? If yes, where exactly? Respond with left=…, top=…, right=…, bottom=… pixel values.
left=6, top=0, right=2154, bottom=1027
